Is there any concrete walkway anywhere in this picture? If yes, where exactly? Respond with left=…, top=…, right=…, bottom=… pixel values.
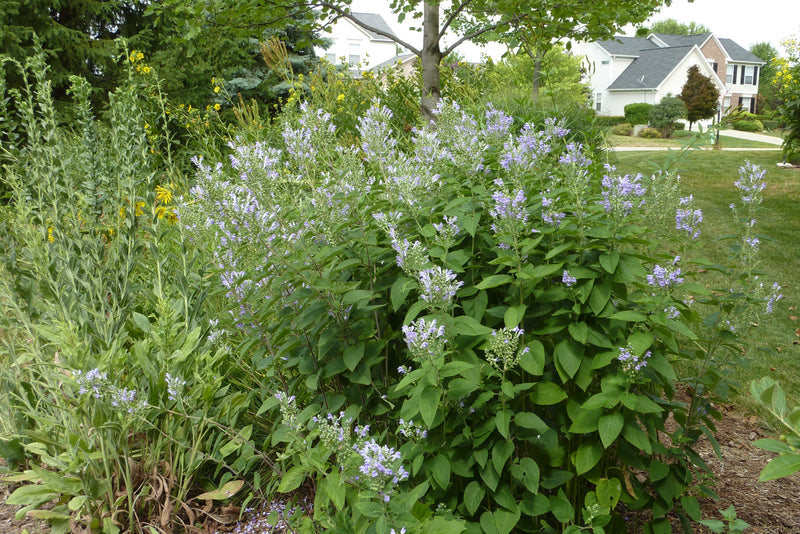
left=611, top=129, right=784, bottom=152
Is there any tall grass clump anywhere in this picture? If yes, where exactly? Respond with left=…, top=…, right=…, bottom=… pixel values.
left=0, top=44, right=270, bottom=533
left=0, top=40, right=784, bottom=534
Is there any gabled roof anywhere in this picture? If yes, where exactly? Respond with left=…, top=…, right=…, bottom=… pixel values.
left=718, top=38, right=764, bottom=64
left=650, top=33, right=712, bottom=48
left=350, top=13, right=398, bottom=42
left=595, top=36, right=659, bottom=56
left=370, top=53, right=416, bottom=71
left=608, top=45, right=695, bottom=90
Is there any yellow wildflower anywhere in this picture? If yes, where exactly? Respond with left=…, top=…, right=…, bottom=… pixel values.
left=337, top=94, right=345, bottom=102
left=214, top=86, right=221, bottom=93
left=47, top=227, right=54, bottom=243
left=214, top=103, right=221, bottom=111
left=142, top=66, right=151, bottom=74
left=155, top=184, right=173, bottom=204
left=135, top=201, right=145, bottom=217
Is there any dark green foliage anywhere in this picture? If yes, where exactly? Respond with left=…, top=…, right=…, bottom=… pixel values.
left=648, top=96, right=686, bottom=137
left=680, top=65, right=720, bottom=130
left=624, top=103, right=653, bottom=125
left=594, top=115, right=626, bottom=127
left=647, top=18, right=710, bottom=35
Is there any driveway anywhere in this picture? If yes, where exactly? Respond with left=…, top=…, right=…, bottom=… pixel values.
left=717, top=129, right=783, bottom=146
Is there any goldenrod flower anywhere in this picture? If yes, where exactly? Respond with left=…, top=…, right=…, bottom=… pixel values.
left=47, top=227, right=54, bottom=243
left=155, top=184, right=173, bottom=204
left=214, top=86, right=221, bottom=93
left=214, top=103, right=221, bottom=111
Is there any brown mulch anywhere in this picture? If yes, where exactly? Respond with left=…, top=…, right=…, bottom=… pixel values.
left=2, top=405, right=800, bottom=533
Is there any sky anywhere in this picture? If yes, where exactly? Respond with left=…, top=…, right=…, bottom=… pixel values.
left=348, top=0, right=800, bottom=60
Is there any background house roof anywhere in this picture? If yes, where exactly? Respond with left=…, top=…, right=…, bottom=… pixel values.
left=370, top=52, right=416, bottom=71
left=650, top=33, right=712, bottom=48
left=607, top=45, right=695, bottom=90
left=596, top=36, right=658, bottom=56
left=350, top=13, right=399, bottom=42
left=718, top=38, right=765, bottom=63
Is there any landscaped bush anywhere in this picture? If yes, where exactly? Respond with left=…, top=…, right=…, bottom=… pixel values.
left=0, top=45, right=785, bottom=534
left=624, top=102, right=653, bottom=125
left=672, top=121, right=686, bottom=131
left=733, top=119, right=764, bottom=132
left=610, top=122, right=634, bottom=136
left=594, top=115, right=626, bottom=127
left=762, top=119, right=782, bottom=130
left=648, top=96, right=686, bottom=138
left=639, top=127, right=662, bottom=138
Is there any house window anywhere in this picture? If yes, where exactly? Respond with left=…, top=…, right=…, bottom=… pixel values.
left=724, top=96, right=731, bottom=110
left=595, top=92, right=602, bottom=112
left=740, top=96, right=752, bottom=112
left=708, top=60, right=718, bottom=73
left=325, top=53, right=337, bottom=64
left=348, top=43, right=360, bottom=67
left=726, top=65, right=734, bottom=84
left=744, top=66, right=754, bottom=85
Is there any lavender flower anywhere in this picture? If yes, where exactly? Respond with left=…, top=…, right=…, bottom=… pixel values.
left=354, top=440, right=409, bottom=491
left=165, top=372, right=187, bottom=401
left=734, top=161, right=767, bottom=205
left=417, top=266, right=464, bottom=308
left=675, top=195, right=703, bottom=238
left=646, top=257, right=684, bottom=288
left=599, top=173, right=646, bottom=217
left=397, top=419, right=428, bottom=441
left=357, top=101, right=397, bottom=164
left=618, top=346, right=651, bottom=373
left=485, top=326, right=528, bottom=371
left=75, top=368, right=107, bottom=398
left=765, top=282, right=783, bottom=314
left=499, top=123, right=551, bottom=172
left=391, top=238, right=429, bottom=273
left=402, top=318, right=447, bottom=360
left=483, top=104, right=514, bottom=142
left=562, top=270, right=577, bottom=287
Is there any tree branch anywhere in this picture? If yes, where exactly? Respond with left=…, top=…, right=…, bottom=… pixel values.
left=438, top=0, right=472, bottom=41
left=318, top=2, right=421, bottom=56
left=441, top=15, right=517, bottom=58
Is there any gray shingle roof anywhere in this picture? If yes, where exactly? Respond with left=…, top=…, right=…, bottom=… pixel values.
left=651, top=33, right=712, bottom=48
left=719, top=38, right=764, bottom=63
left=370, top=53, right=417, bottom=71
left=607, top=45, right=695, bottom=90
left=351, top=13, right=398, bottom=42
left=596, top=36, right=659, bottom=56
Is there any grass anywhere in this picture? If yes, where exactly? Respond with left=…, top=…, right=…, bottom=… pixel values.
left=606, top=133, right=781, bottom=149
left=610, top=149, right=800, bottom=422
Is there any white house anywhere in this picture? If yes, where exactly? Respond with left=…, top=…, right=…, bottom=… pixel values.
left=314, top=13, right=405, bottom=71
left=572, top=33, right=764, bottom=119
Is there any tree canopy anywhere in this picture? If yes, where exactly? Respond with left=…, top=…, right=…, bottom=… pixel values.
left=646, top=18, right=710, bottom=36
left=680, top=64, right=720, bottom=130
left=148, top=0, right=673, bottom=119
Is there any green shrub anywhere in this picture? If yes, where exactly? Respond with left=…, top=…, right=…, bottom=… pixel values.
left=672, top=121, right=686, bottom=130
left=733, top=119, right=764, bottom=132
left=624, top=102, right=653, bottom=125
left=610, top=122, right=634, bottom=136
left=763, top=120, right=781, bottom=131
left=648, top=95, right=686, bottom=138
left=639, top=127, right=661, bottom=138
left=594, top=115, right=626, bottom=127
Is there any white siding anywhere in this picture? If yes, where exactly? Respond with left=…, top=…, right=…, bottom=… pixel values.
left=314, top=19, right=400, bottom=69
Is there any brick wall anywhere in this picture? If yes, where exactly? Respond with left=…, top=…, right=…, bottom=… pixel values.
left=701, top=39, right=727, bottom=78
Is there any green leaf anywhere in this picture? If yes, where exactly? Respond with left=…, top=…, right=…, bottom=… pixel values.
left=324, top=474, right=346, bottom=510
left=421, top=516, right=467, bottom=534
left=549, top=489, right=575, bottom=523
left=464, top=480, right=485, bottom=516
left=519, top=340, right=545, bottom=375
left=391, top=276, right=414, bottom=312
left=342, top=289, right=373, bottom=305
left=596, top=478, right=621, bottom=509
left=492, top=440, right=514, bottom=475
left=532, top=262, right=563, bottom=279
left=759, top=454, right=800, bottom=482
left=496, top=409, right=511, bottom=439
left=569, top=409, right=601, bottom=433
left=599, top=252, right=620, bottom=273
left=622, top=422, right=652, bottom=454
left=419, top=386, right=441, bottom=427
left=277, top=466, right=305, bottom=493
left=514, top=412, right=547, bottom=432
left=554, top=339, right=581, bottom=380
left=609, top=310, right=647, bottom=322
left=504, top=305, right=527, bottom=328
left=476, top=274, right=514, bottom=290
left=575, top=441, right=603, bottom=475
left=453, top=315, right=493, bottom=336
left=480, top=507, right=520, bottom=534
left=5, top=485, right=59, bottom=506
left=680, top=496, right=702, bottom=521
left=588, top=279, right=612, bottom=315
left=432, top=454, right=451, bottom=489
left=343, top=342, right=365, bottom=372
left=598, top=412, right=624, bottom=448
left=355, top=500, right=384, bottom=518
left=568, top=322, right=588, bottom=344
left=531, top=382, right=567, bottom=405
left=195, top=479, right=244, bottom=501
left=752, top=438, right=794, bottom=454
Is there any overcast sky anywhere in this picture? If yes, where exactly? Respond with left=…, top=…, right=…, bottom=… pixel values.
left=348, top=0, right=799, bottom=60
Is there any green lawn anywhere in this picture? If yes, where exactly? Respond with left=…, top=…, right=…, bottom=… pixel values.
left=610, top=150, right=800, bottom=420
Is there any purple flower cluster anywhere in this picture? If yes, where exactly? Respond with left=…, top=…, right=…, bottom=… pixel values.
left=417, top=266, right=464, bottom=308
left=75, top=368, right=107, bottom=398
left=559, top=142, right=592, bottom=168
left=402, top=317, right=447, bottom=359
left=490, top=186, right=528, bottom=225
left=354, top=440, right=409, bottom=500
left=765, top=282, right=783, bottom=314
left=618, top=346, right=651, bottom=373
left=486, top=326, right=528, bottom=371
left=165, top=373, right=187, bottom=401
left=562, top=270, right=577, bottom=287
left=647, top=257, right=684, bottom=288
left=734, top=161, right=767, bottom=205
left=675, top=195, right=703, bottom=238
left=397, top=419, right=428, bottom=441
left=483, top=104, right=514, bottom=142
left=74, top=368, right=147, bottom=414
left=599, top=173, right=646, bottom=216
left=499, top=123, right=552, bottom=172
left=357, top=101, right=397, bottom=164
left=431, top=100, right=486, bottom=172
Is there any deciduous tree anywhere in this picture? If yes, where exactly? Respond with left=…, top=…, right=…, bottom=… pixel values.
left=150, top=0, right=672, bottom=120
left=680, top=65, right=720, bottom=131
left=647, top=18, right=710, bottom=35
left=649, top=95, right=686, bottom=137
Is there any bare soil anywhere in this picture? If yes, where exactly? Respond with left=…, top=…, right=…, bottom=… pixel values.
left=3, top=403, right=800, bottom=533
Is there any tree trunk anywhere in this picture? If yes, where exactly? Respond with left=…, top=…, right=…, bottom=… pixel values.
left=420, top=1, right=443, bottom=122
left=532, top=54, right=542, bottom=96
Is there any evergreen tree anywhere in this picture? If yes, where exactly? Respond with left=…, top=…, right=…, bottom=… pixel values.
left=679, top=65, right=720, bottom=131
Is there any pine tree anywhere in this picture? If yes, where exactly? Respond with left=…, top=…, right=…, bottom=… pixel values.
left=680, top=65, right=720, bottom=131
